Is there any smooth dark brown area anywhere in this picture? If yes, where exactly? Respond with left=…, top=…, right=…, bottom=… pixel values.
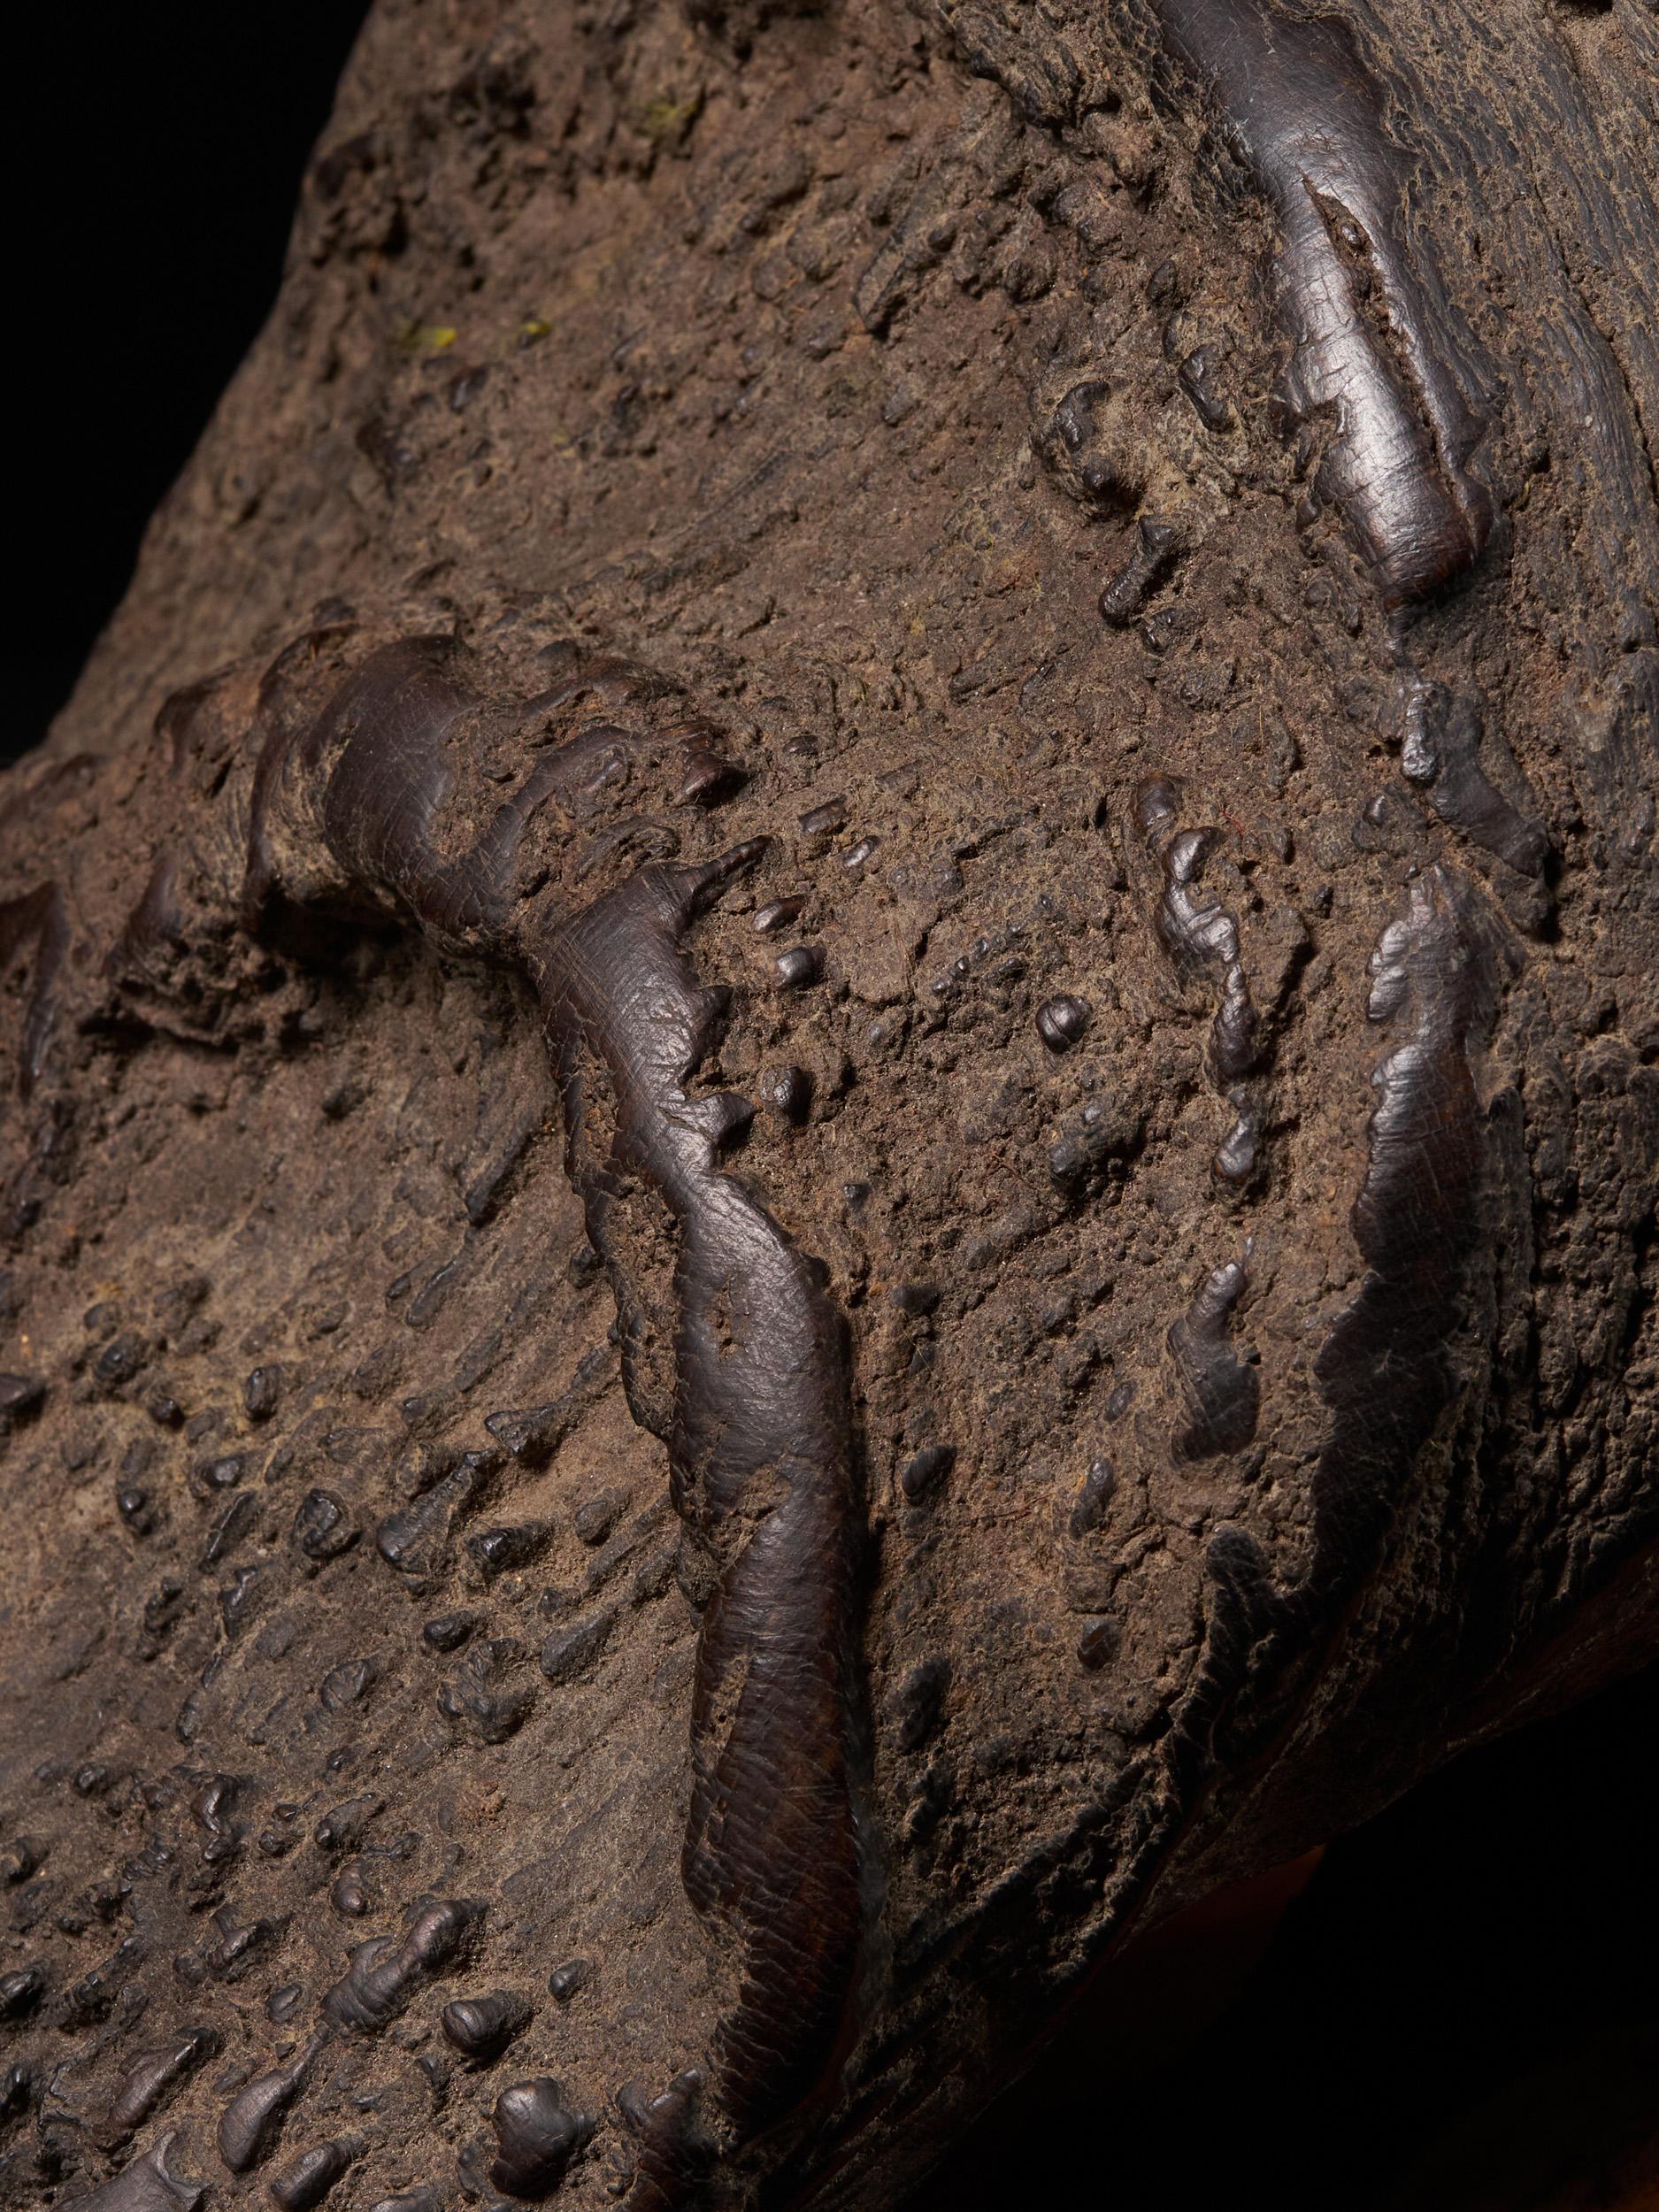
left=1139, top=0, right=1494, bottom=605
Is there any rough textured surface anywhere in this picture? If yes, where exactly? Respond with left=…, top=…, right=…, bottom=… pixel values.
left=2, top=3, right=1655, bottom=2208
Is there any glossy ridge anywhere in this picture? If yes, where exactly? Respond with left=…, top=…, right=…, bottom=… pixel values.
left=227, top=623, right=865, bottom=2196
left=1141, top=0, right=1494, bottom=604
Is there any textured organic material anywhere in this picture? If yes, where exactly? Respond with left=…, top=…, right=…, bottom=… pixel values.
left=2, top=3, right=1655, bottom=2209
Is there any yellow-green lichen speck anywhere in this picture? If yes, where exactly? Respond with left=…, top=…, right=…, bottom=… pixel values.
left=641, top=93, right=702, bottom=145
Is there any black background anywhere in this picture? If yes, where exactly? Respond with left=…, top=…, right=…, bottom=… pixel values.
left=11, top=12, right=1658, bottom=2207
left=12, top=4, right=369, bottom=765
left=911, top=1660, right=1659, bottom=2211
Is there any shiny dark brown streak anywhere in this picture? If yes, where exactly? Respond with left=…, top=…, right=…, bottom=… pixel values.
left=209, top=624, right=864, bottom=2194
left=538, top=864, right=865, bottom=2154
left=1194, top=862, right=1506, bottom=1760
left=1308, top=863, right=1504, bottom=1582
left=1133, top=0, right=1493, bottom=605
left=1098, top=0, right=1515, bottom=1758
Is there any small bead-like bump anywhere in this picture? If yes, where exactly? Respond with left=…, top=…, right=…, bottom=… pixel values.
left=1069, top=1459, right=1116, bottom=1538
left=441, top=1991, right=529, bottom=2063
left=1036, top=995, right=1090, bottom=1050
left=900, top=1442, right=956, bottom=1502
left=422, top=1609, right=477, bottom=1652
left=752, top=895, right=804, bottom=934
left=546, top=1958, right=591, bottom=2001
left=270, top=2136, right=357, bottom=2211
left=774, top=943, right=824, bottom=989
left=242, top=1365, right=281, bottom=1422
left=761, top=1064, right=812, bottom=1122
left=0, top=1966, right=44, bottom=2020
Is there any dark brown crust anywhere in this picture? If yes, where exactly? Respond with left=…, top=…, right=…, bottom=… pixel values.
left=1189, top=860, right=1511, bottom=1761
left=539, top=859, right=865, bottom=2153
left=1133, top=773, right=1268, bottom=1185
left=1133, top=0, right=1494, bottom=606
left=320, top=1896, right=480, bottom=2032
left=98, top=2031, right=216, bottom=2149
left=229, top=623, right=864, bottom=2186
left=61, top=2134, right=205, bottom=2212
left=1, top=3, right=1654, bottom=2208
left=1309, top=863, right=1509, bottom=1586
left=0, top=882, right=69, bottom=1099
left=1398, top=678, right=1549, bottom=879
left=1167, top=1253, right=1258, bottom=1463
left=216, top=2035, right=328, bottom=2175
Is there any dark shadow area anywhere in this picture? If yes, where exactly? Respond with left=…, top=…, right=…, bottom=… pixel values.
left=909, top=1660, right=1659, bottom=2211
left=12, top=4, right=372, bottom=764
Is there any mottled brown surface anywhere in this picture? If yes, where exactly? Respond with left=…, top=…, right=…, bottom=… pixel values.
left=2, top=4, right=1655, bottom=2208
